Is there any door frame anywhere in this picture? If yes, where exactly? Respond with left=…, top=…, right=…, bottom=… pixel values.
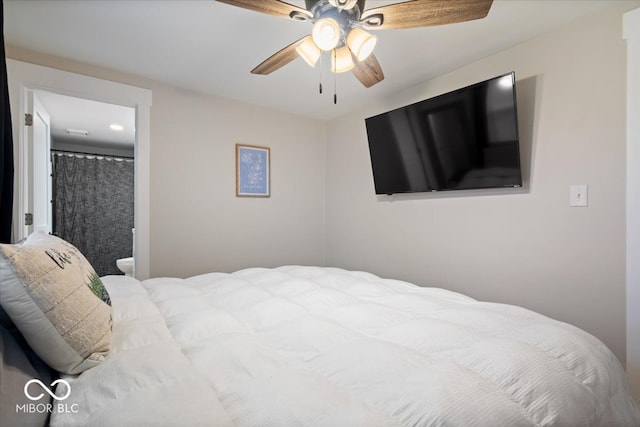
left=7, top=59, right=152, bottom=279
left=27, top=90, right=52, bottom=234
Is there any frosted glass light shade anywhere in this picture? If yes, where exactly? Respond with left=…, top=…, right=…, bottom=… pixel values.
left=347, top=28, right=377, bottom=61
left=296, top=36, right=321, bottom=67
left=331, top=46, right=354, bottom=73
left=312, top=18, right=341, bottom=51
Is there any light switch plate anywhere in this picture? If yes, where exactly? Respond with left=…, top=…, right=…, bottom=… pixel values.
left=570, top=184, right=588, bottom=207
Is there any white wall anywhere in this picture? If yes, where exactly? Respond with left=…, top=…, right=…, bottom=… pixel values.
left=148, top=85, right=326, bottom=276
left=624, top=7, right=640, bottom=404
left=324, top=3, right=637, bottom=365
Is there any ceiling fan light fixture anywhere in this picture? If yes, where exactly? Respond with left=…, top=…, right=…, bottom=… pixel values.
left=331, top=46, right=354, bottom=73
left=346, top=28, right=377, bottom=61
left=296, top=36, right=321, bottom=67
left=328, top=0, right=358, bottom=10
left=312, top=18, right=341, bottom=51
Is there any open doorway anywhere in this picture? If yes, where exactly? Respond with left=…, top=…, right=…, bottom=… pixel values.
left=35, top=91, right=136, bottom=276
left=7, top=58, right=152, bottom=279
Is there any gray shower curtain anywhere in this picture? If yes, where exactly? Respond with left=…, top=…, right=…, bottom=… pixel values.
left=52, top=152, right=134, bottom=276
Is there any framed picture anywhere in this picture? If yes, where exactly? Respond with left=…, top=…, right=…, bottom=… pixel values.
left=236, top=144, right=270, bottom=197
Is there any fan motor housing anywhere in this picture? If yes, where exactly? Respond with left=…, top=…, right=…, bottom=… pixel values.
left=305, top=0, right=365, bottom=21
left=305, top=0, right=365, bottom=11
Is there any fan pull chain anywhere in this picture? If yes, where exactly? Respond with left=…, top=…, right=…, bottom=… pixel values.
left=319, top=54, right=324, bottom=94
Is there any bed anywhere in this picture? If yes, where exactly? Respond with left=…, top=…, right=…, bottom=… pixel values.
left=1, top=234, right=639, bottom=426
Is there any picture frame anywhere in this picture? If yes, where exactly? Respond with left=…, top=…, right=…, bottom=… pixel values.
left=236, top=144, right=270, bottom=197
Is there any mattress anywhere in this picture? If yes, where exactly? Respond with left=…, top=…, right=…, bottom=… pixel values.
left=51, top=266, right=640, bottom=426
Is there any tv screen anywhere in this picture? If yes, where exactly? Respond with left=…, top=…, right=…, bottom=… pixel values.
left=365, top=72, right=522, bottom=194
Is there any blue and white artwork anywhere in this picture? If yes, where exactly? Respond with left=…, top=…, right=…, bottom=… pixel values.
left=236, top=145, right=270, bottom=197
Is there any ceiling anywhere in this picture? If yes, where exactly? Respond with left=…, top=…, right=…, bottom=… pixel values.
left=35, top=91, right=135, bottom=149
left=4, top=0, right=625, bottom=123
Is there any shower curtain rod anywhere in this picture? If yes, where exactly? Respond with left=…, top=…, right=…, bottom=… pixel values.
left=51, top=149, right=134, bottom=161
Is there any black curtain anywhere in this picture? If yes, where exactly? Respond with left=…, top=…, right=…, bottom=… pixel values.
left=52, top=153, right=134, bottom=276
left=0, top=0, right=14, bottom=244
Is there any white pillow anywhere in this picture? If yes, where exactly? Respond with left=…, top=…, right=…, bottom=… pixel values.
left=0, top=231, right=112, bottom=374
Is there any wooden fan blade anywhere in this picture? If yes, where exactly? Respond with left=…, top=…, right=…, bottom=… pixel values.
left=251, top=37, right=306, bottom=75
left=352, top=53, right=384, bottom=88
left=215, top=0, right=313, bottom=20
left=361, top=0, right=493, bottom=30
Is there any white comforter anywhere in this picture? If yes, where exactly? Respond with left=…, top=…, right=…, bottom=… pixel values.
left=52, top=266, right=640, bottom=426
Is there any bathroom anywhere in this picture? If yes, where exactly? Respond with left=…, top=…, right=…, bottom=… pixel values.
left=37, top=91, right=135, bottom=277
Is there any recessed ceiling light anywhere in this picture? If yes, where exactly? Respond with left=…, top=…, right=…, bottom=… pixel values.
left=110, top=124, right=124, bottom=132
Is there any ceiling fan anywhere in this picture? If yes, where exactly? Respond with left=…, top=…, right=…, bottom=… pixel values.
left=216, top=0, right=493, bottom=89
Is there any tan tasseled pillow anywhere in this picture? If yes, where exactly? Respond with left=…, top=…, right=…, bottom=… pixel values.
left=0, top=231, right=112, bottom=374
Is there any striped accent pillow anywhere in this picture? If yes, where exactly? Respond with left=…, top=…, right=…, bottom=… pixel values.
left=0, top=231, right=112, bottom=374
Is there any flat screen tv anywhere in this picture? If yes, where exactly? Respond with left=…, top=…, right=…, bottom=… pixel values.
left=365, top=72, right=522, bottom=195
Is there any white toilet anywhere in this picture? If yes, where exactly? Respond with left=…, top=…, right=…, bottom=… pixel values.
left=116, top=228, right=135, bottom=277
left=116, top=257, right=134, bottom=277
